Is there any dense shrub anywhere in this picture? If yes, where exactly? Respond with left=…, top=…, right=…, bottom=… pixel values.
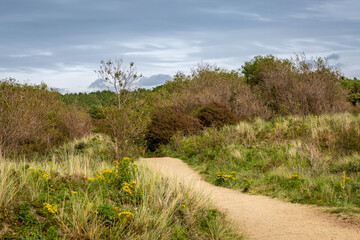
left=96, top=105, right=149, bottom=158
left=242, top=55, right=350, bottom=115
left=163, top=64, right=270, bottom=120
left=341, top=77, right=360, bottom=106
left=0, top=78, right=92, bottom=156
left=192, top=102, right=239, bottom=128
left=145, top=106, right=203, bottom=151
left=242, top=55, right=292, bottom=86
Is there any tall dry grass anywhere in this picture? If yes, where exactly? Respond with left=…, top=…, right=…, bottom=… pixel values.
left=0, top=134, right=243, bottom=239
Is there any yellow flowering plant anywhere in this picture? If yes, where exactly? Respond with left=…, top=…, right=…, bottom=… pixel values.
left=215, top=171, right=237, bottom=186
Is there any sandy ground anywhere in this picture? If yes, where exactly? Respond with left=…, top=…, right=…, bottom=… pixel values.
left=140, top=157, right=360, bottom=240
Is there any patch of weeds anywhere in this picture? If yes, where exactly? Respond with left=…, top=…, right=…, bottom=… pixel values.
left=171, top=225, right=188, bottom=240
left=280, top=173, right=305, bottom=189
left=13, top=202, right=36, bottom=226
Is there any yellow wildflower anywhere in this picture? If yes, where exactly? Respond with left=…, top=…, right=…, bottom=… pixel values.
left=71, top=191, right=77, bottom=194
left=118, top=212, right=134, bottom=218
left=40, top=172, right=49, bottom=180
left=122, top=185, right=132, bottom=194
left=90, top=210, right=99, bottom=214
left=112, top=161, right=119, bottom=166
left=43, top=203, right=57, bottom=214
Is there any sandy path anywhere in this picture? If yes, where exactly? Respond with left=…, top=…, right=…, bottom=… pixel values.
left=140, top=157, right=360, bottom=240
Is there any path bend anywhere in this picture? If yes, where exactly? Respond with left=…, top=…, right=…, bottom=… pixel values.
left=140, top=157, right=360, bottom=240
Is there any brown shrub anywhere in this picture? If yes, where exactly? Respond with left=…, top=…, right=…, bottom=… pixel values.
left=169, top=64, right=270, bottom=120
left=253, top=56, right=350, bottom=115
left=192, top=102, right=239, bottom=128
left=145, top=106, right=203, bottom=151
left=0, top=79, right=92, bottom=156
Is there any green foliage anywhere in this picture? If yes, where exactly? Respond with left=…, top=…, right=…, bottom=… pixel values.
left=330, top=154, right=360, bottom=173
left=146, top=106, right=203, bottom=151
left=172, top=225, right=188, bottom=240
left=341, top=77, right=360, bottom=106
left=280, top=173, right=305, bottom=189
left=161, top=113, right=360, bottom=212
left=241, top=55, right=291, bottom=86
left=0, top=135, right=242, bottom=240
left=62, top=90, right=117, bottom=118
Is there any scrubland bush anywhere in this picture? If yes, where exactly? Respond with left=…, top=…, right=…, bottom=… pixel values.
left=146, top=106, right=203, bottom=151
left=242, top=55, right=350, bottom=116
left=341, top=77, right=360, bottom=106
left=168, top=64, right=269, bottom=120
left=192, top=102, right=239, bottom=128
left=95, top=105, right=149, bottom=158
left=0, top=78, right=91, bottom=156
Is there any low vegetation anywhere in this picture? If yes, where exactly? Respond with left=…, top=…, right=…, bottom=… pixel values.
left=0, top=135, right=242, bottom=239
left=161, top=113, right=360, bottom=212
left=2, top=53, right=360, bottom=238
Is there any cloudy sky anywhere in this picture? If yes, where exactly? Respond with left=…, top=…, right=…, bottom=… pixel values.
left=0, top=0, right=359, bottom=91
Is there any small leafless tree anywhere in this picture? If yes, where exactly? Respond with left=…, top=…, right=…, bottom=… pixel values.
left=95, top=58, right=142, bottom=109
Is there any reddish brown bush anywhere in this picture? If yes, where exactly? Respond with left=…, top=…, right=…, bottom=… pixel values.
left=145, top=106, right=203, bottom=151
left=0, top=79, right=92, bottom=156
left=168, top=65, right=270, bottom=120
left=192, top=102, right=239, bottom=128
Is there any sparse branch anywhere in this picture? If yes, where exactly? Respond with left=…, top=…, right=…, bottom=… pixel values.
left=95, top=58, right=142, bottom=109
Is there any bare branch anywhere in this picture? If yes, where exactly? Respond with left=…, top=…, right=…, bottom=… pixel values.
left=95, top=58, right=142, bottom=109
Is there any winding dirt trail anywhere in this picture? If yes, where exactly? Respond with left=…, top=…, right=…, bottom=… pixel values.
left=140, top=157, right=360, bottom=240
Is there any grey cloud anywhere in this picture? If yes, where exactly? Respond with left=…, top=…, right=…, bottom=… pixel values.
left=327, top=53, right=340, bottom=60
left=1, top=0, right=360, bottom=91
left=140, top=74, right=173, bottom=87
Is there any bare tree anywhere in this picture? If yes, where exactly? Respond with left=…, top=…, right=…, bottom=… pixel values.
left=95, top=58, right=142, bottom=109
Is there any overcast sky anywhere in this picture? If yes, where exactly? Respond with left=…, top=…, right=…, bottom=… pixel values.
left=0, top=0, right=359, bottom=91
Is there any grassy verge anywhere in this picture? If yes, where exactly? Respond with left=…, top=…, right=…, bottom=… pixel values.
left=0, top=134, right=242, bottom=240
left=160, top=113, right=360, bottom=213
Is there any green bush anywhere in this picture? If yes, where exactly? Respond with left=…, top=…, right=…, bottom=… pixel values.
left=146, top=106, right=203, bottom=151
left=192, top=102, right=239, bottom=128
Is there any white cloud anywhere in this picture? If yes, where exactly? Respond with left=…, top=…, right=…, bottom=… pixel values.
left=9, top=50, right=53, bottom=58
left=202, top=8, right=271, bottom=22
left=72, top=44, right=103, bottom=50
left=305, top=0, right=360, bottom=21
left=0, top=63, right=97, bottom=92
left=121, top=38, right=202, bottom=61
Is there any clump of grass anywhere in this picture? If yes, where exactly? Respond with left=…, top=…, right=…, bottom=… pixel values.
left=161, top=113, right=360, bottom=213
left=0, top=134, right=243, bottom=239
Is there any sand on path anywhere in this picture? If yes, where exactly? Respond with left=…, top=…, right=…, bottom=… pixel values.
left=140, top=157, right=360, bottom=240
